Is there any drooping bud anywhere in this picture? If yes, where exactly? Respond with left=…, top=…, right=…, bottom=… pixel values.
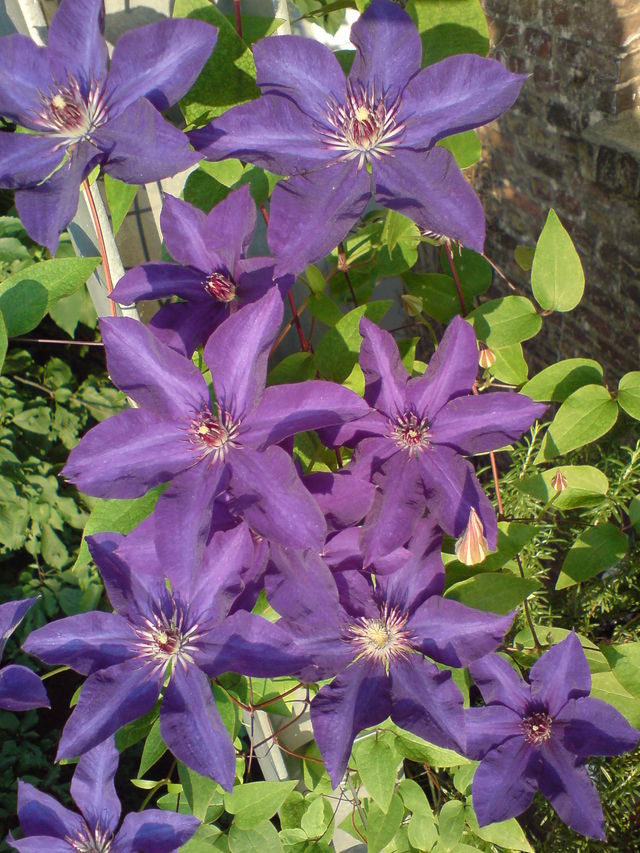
left=401, top=293, right=423, bottom=318
left=551, top=470, right=568, bottom=492
left=478, top=341, right=496, bottom=369
left=455, top=507, right=489, bottom=566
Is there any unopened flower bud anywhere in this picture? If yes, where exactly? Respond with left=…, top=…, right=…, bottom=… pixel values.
left=551, top=470, right=568, bottom=492
left=401, top=293, right=423, bottom=318
left=478, top=341, right=496, bottom=369
left=455, top=507, right=489, bottom=565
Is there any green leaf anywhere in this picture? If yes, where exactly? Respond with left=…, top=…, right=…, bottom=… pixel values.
left=41, top=525, right=68, bottom=569
left=590, top=671, right=640, bottom=726
left=488, top=343, right=528, bottom=385
left=0, top=236, right=30, bottom=262
left=228, top=821, right=283, bottom=853
left=467, top=295, right=541, bottom=347
left=465, top=805, right=533, bottom=852
left=445, top=573, right=540, bottom=613
left=437, top=130, right=482, bottom=168
left=438, top=800, right=465, bottom=847
left=178, top=763, right=224, bottom=821
left=0, top=257, right=100, bottom=335
left=521, top=358, right=603, bottom=402
left=305, top=265, right=326, bottom=295
left=556, top=523, right=628, bottom=589
left=531, top=209, right=584, bottom=312
left=618, top=371, right=640, bottom=419
left=404, top=272, right=464, bottom=324
left=0, top=310, right=6, bottom=373
left=267, top=352, right=316, bottom=386
left=138, top=720, right=167, bottom=777
left=202, top=158, right=246, bottom=187
left=398, top=780, right=437, bottom=851
left=314, top=301, right=391, bottom=382
left=629, top=495, right=640, bottom=532
left=49, top=286, right=97, bottom=337
left=13, top=405, right=51, bottom=435
left=224, top=780, right=297, bottom=829
left=514, top=245, right=535, bottom=271
left=104, top=175, right=138, bottom=234
left=308, top=293, right=343, bottom=327
left=300, top=796, right=332, bottom=839
left=378, top=210, right=420, bottom=273
left=353, top=733, right=399, bottom=812
left=387, top=724, right=470, bottom=767
left=535, top=384, right=618, bottom=462
left=439, top=247, right=492, bottom=296
left=407, top=0, right=489, bottom=64
left=366, top=792, right=404, bottom=853
left=517, top=465, right=609, bottom=510
left=601, top=642, right=640, bottom=699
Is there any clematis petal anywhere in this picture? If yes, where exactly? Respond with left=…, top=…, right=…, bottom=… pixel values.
left=204, top=288, right=283, bottom=417
left=472, top=738, right=538, bottom=826
left=148, top=301, right=224, bottom=358
left=390, top=656, right=466, bottom=754
left=0, top=665, right=49, bottom=711
left=62, top=409, right=196, bottom=499
left=266, top=548, right=342, bottom=629
left=114, top=810, right=199, bottom=853
left=529, top=633, right=591, bottom=716
left=558, top=696, right=640, bottom=757
left=358, top=317, right=410, bottom=417
left=465, top=705, right=523, bottom=760
left=190, top=94, right=332, bottom=174
left=236, top=260, right=283, bottom=304
left=408, top=598, right=514, bottom=667
left=160, top=665, right=236, bottom=790
left=376, top=525, right=445, bottom=610
left=70, top=738, right=121, bottom=834
left=254, top=35, right=345, bottom=122
left=159, top=193, right=213, bottom=272
left=406, top=315, right=478, bottom=419
left=47, top=0, right=107, bottom=86
left=311, top=660, right=392, bottom=786
left=538, top=738, right=605, bottom=840
left=0, top=133, right=65, bottom=189
left=373, top=147, right=485, bottom=253
left=431, top=392, right=546, bottom=454
left=106, top=18, right=217, bottom=114
left=468, top=654, right=530, bottom=714
left=268, top=160, right=370, bottom=276
left=111, top=262, right=207, bottom=305
left=16, top=780, right=83, bottom=840
left=0, top=597, right=38, bottom=657
left=95, top=99, right=198, bottom=184
left=399, top=55, right=526, bottom=150
left=202, top=184, right=256, bottom=273
left=57, top=660, right=162, bottom=760
left=7, top=836, right=75, bottom=852
left=349, top=0, right=422, bottom=96
left=23, top=611, right=136, bottom=676
left=320, top=410, right=389, bottom=450
left=305, top=471, right=375, bottom=532
left=0, top=35, right=52, bottom=127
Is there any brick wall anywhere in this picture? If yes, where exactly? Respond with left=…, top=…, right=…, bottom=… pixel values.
left=475, top=0, right=640, bottom=377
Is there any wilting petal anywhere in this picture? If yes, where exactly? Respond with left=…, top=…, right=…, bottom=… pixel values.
left=190, top=95, right=331, bottom=175
left=0, top=133, right=65, bottom=189
left=16, top=780, right=83, bottom=840
left=305, top=471, right=375, bottom=531
left=159, top=193, right=212, bottom=272
left=399, top=55, right=526, bottom=150
left=96, top=99, right=198, bottom=184
left=559, top=696, right=640, bottom=757
left=349, top=0, right=421, bottom=96
left=0, top=35, right=52, bottom=127
left=0, top=665, right=49, bottom=711
left=106, top=18, right=217, bottom=113
left=202, top=184, right=256, bottom=273
left=204, top=288, right=283, bottom=417
left=254, top=35, right=345, bottom=121
left=431, top=392, right=546, bottom=454
left=538, top=738, right=605, bottom=840
left=111, top=263, right=207, bottom=305
left=0, top=597, right=37, bottom=657
left=472, top=738, right=538, bottom=826
left=62, top=409, right=195, bottom=499
left=311, top=660, right=392, bottom=786
left=47, top=0, right=107, bottom=86
left=242, top=380, right=369, bottom=449
left=373, top=147, right=485, bottom=253
left=161, top=665, right=236, bottom=789
left=390, top=656, right=465, bottom=753
left=408, top=597, right=514, bottom=667
left=23, top=611, right=136, bottom=676
left=358, top=317, right=409, bottom=417
left=529, top=633, right=591, bottom=716
left=406, top=315, right=478, bottom=419
left=57, top=659, right=162, bottom=760
left=465, top=705, right=523, bottom=760
left=70, top=738, right=120, bottom=834
left=468, top=654, right=530, bottom=714
left=115, top=810, right=199, bottom=853
left=269, top=160, right=370, bottom=276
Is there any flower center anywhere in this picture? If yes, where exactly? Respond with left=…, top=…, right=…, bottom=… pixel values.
left=204, top=272, right=236, bottom=303
left=36, top=75, right=108, bottom=141
left=390, top=412, right=430, bottom=456
left=134, top=600, right=200, bottom=677
left=187, top=406, right=240, bottom=462
left=348, top=605, right=415, bottom=670
left=522, top=710, right=553, bottom=746
left=67, top=824, right=113, bottom=853
left=319, top=81, right=404, bottom=166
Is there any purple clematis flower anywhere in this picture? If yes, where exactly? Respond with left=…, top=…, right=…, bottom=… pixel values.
left=62, top=289, right=369, bottom=549
left=466, top=634, right=640, bottom=839
left=8, top=736, right=199, bottom=852
left=268, top=522, right=514, bottom=785
left=0, top=0, right=216, bottom=252
left=190, top=0, right=526, bottom=273
left=323, top=315, right=546, bottom=559
left=111, top=186, right=292, bottom=356
left=24, top=519, right=307, bottom=790
left=0, top=597, right=48, bottom=711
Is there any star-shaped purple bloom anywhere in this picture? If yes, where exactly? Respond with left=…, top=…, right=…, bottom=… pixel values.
left=324, top=315, right=546, bottom=559
left=111, top=186, right=292, bottom=356
left=268, top=523, right=515, bottom=785
left=190, top=0, right=526, bottom=273
left=62, top=289, right=369, bottom=549
left=0, top=597, right=48, bottom=712
left=466, top=634, right=640, bottom=839
left=24, top=519, right=306, bottom=790
left=8, top=737, right=199, bottom=852
left=0, top=0, right=216, bottom=252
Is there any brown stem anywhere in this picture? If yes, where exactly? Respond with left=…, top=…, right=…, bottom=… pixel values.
left=489, top=450, right=504, bottom=516
left=83, top=180, right=117, bottom=317
left=12, top=336, right=104, bottom=347
left=233, top=0, right=243, bottom=38
left=444, top=242, right=466, bottom=316
left=287, top=291, right=311, bottom=352
left=516, top=553, right=542, bottom=651
left=269, top=298, right=309, bottom=355
left=254, top=682, right=303, bottom=709
left=338, top=242, right=358, bottom=306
